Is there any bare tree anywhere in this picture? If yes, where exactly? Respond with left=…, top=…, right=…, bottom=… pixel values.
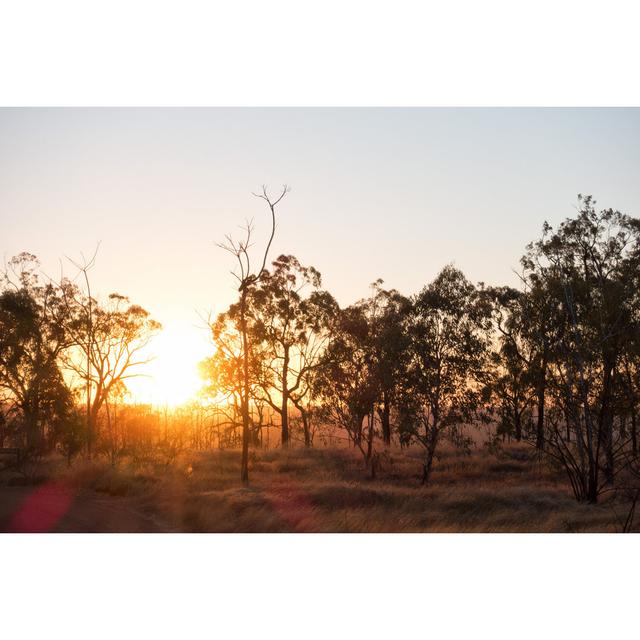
left=217, top=185, right=288, bottom=484
left=59, top=246, right=99, bottom=454
left=55, top=252, right=161, bottom=456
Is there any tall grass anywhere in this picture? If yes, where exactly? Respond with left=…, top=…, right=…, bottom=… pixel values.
left=0, top=443, right=628, bottom=532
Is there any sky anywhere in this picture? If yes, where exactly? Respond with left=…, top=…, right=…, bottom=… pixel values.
left=1, top=108, right=639, bottom=403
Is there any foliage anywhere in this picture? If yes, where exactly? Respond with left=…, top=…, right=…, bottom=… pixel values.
left=398, top=265, right=491, bottom=483
left=0, top=254, right=75, bottom=453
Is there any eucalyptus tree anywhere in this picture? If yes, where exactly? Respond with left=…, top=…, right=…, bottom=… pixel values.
left=287, top=289, right=339, bottom=446
left=199, top=305, right=269, bottom=447
left=523, top=195, right=640, bottom=502
left=58, top=286, right=161, bottom=455
left=250, top=254, right=338, bottom=446
left=483, top=286, right=537, bottom=442
left=399, top=265, right=491, bottom=484
left=200, top=312, right=246, bottom=432
left=0, top=253, right=75, bottom=453
left=366, top=281, right=411, bottom=445
left=619, top=253, right=640, bottom=457
left=505, top=277, right=561, bottom=450
left=620, top=334, right=640, bottom=456
left=486, top=347, right=535, bottom=442
left=313, top=303, right=379, bottom=461
left=314, top=283, right=409, bottom=462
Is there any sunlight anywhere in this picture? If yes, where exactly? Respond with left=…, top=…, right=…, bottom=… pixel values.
left=126, top=325, right=207, bottom=407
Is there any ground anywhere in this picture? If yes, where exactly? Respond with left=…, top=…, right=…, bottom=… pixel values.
left=0, top=444, right=631, bottom=532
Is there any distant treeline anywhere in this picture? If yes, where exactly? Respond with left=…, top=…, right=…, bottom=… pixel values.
left=2, top=194, right=640, bottom=503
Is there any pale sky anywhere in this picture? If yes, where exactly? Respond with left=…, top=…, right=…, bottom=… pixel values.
left=2, top=108, right=639, bottom=404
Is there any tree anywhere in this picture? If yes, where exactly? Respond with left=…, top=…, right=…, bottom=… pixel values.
left=200, top=307, right=267, bottom=448
left=59, top=284, right=161, bottom=456
left=314, top=304, right=379, bottom=464
left=251, top=254, right=338, bottom=446
left=620, top=332, right=640, bottom=456
left=0, top=254, right=75, bottom=453
left=484, top=286, right=536, bottom=442
left=522, top=195, right=640, bottom=502
left=313, top=284, right=409, bottom=467
left=366, top=281, right=411, bottom=446
left=217, top=185, right=287, bottom=484
left=103, top=379, right=129, bottom=467
left=515, top=274, right=562, bottom=450
left=399, top=265, right=491, bottom=484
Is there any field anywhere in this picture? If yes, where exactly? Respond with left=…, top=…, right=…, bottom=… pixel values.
left=0, top=442, right=631, bottom=533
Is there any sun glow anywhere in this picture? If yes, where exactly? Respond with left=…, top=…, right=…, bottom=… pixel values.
left=126, top=325, right=209, bottom=407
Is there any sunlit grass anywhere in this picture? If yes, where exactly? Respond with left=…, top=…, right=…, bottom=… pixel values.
left=2, top=443, right=625, bottom=533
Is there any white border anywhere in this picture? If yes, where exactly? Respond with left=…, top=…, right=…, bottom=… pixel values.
left=2, top=1, right=639, bottom=638
left=1, top=534, right=638, bottom=639
left=1, top=1, right=639, bottom=106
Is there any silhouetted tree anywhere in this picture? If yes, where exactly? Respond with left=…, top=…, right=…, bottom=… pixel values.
left=200, top=306, right=268, bottom=447
left=314, top=304, right=379, bottom=464
left=398, top=266, right=491, bottom=484
left=59, top=284, right=161, bottom=455
left=0, top=254, right=75, bottom=453
left=287, top=289, right=339, bottom=447
left=522, top=195, right=640, bottom=502
left=366, top=281, right=411, bottom=446
left=251, top=254, right=338, bottom=446
left=484, top=286, right=536, bottom=441
left=217, top=185, right=287, bottom=483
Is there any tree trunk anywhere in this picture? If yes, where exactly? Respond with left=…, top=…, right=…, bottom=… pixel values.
left=240, top=289, right=250, bottom=485
left=586, top=470, right=599, bottom=503
left=24, top=408, right=41, bottom=452
left=366, top=408, right=375, bottom=462
left=535, top=367, right=546, bottom=450
left=625, top=364, right=637, bottom=456
left=86, top=358, right=92, bottom=458
left=378, top=391, right=391, bottom=445
left=281, top=346, right=289, bottom=447
left=600, top=360, right=615, bottom=484
left=422, top=420, right=439, bottom=485
left=422, top=442, right=437, bottom=484
left=514, top=409, right=522, bottom=441
left=302, top=409, right=311, bottom=447
left=353, top=413, right=365, bottom=448
left=89, top=398, right=101, bottom=457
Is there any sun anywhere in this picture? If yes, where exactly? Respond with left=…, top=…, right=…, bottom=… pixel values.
left=126, top=325, right=208, bottom=407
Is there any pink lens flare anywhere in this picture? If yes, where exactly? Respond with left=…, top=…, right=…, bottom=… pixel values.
left=5, top=481, right=75, bottom=533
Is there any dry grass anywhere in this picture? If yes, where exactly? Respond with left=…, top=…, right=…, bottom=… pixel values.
left=0, top=443, right=631, bottom=532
